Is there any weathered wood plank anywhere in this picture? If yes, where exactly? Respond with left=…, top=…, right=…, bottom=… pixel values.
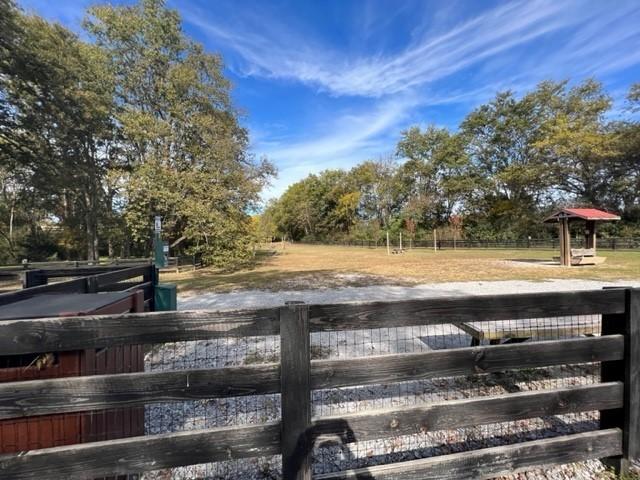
left=122, top=281, right=152, bottom=292
left=0, top=363, right=280, bottom=419
left=97, top=281, right=148, bottom=292
left=0, top=309, right=280, bottom=355
left=0, top=422, right=281, bottom=480
left=94, top=265, right=151, bottom=288
left=0, top=277, right=87, bottom=306
left=315, top=429, right=623, bottom=480
left=309, top=289, right=625, bottom=331
left=23, top=269, right=47, bottom=288
left=600, top=287, right=630, bottom=474
left=42, top=266, right=133, bottom=278
left=311, top=335, right=624, bottom=390
left=280, top=303, right=312, bottom=480
left=628, top=288, right=640, bottom=461
left=311, top=383, right=623, bottom=443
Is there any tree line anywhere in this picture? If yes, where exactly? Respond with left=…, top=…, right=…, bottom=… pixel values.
left=0, top=0, right=273, bottom=266
left=260, top=80, right=640, bottom=243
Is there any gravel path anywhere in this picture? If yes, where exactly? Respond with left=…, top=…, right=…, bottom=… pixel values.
left=142, top=279, right=639, bottom=479
left=179, top=278, right=640, bottom=311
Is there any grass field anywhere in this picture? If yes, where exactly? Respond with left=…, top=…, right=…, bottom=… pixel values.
left=162, top=243, right=640, bottom=293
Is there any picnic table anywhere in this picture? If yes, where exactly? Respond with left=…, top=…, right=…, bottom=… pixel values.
left=458, top=316, right=600, bottom=346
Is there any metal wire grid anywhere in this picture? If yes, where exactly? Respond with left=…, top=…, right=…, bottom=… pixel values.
left=139, top=314, right=603, bottom=479
left=143, top=334, right=281, bottom=479
left=312, top=315, right=602, bottom=477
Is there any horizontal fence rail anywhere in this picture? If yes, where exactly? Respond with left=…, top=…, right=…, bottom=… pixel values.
left=0, top=258, right=151, bottom=272
left=0, top=264, right=156, bottom=307
left=0, top=335, right=624, bottom=418
left=0, top=363, right=281, bottom=419
left=314, top=429, right=624, bottom=480
left=0, top=289, right=624, bottom=354
left=311, top=335, right=624, bottom=390
left=308, top=289, right=627, bottom=331
left=0, top=288, right=637, bottom=479
left=0, top=422, right=281, bottom=480
left=310, top=383, right=623, bottom=444
left=0, top=309, right=280, bottom=355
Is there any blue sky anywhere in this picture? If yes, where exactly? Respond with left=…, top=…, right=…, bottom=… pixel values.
left=17, top=0, right=640, bottom=199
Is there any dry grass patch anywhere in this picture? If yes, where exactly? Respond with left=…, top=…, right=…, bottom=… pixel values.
left=161, top=244, right=640, bottom=293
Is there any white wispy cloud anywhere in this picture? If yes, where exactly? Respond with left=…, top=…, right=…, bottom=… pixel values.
left=257, top=94, right=419, bottom=197
left=22, top=0, right=638, bottom=200
left=182, top=0, right=640, bottom=99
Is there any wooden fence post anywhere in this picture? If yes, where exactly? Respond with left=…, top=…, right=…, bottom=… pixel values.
left=86, top=275, right=98, bottom=293
left=626, top=289, right=639, bottom=462
left=601, top=287, right=639, bottom=474
left=280, top=301, right=312, bottom=480
left=143, top=266, right=158, bottom=311
left=23, top=269, right=47, bottom=289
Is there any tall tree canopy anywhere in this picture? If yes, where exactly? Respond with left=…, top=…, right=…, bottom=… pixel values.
left=1, top=0, right=117, bottom=260
left=265, top=80, right=640, bottom=243
left=0, top=0, right=273, bottom=265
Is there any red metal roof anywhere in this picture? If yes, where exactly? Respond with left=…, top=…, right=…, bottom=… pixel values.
left=544, top=207, right=621, bottom=222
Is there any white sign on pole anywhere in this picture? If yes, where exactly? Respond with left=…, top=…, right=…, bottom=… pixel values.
left=154, top=216, right=162, bottom=233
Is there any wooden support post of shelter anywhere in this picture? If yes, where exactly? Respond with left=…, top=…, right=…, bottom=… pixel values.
left=544, top=207, right=620, bottom=267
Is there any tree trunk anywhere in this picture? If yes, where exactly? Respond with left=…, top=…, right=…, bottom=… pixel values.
left=9, top=203, right=14, bottom=241
left=86, top=213, right=97, bottom=261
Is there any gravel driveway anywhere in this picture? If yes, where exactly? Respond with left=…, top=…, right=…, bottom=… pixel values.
left=179, top=278, right=640, bottom=311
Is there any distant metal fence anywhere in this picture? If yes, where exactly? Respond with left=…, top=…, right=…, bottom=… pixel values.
left=302, top=237, right=640, bottom=250
left=162, top=254, right=203, bottom=273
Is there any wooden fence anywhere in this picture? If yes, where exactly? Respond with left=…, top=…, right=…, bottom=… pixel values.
left=0, top=258, right=152, bottom=272
left=0, top=255, right=203, bottom=275
left=0, top=264, right=157, bottom=309
left=0, top=288, right=637, bottom=479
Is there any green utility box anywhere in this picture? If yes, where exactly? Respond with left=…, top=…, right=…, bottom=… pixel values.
left=154, top=283, right=177, bottom=311
left=153, top=238, right=168, bottom=268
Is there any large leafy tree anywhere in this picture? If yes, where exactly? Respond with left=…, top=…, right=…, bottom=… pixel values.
left=1, top=0, right=117, bottom=260
left=534, top=80, right=616, bottom=206
left=350, top=157, right=403, bottom=230
left=397, top=126, right=473, bottom=229
left=264, top=80, right=640, bottom=242
left=85, top=0, right=273, bottom=265
left=460, top=88, right=555, bottom=238
left=606, top=84, right=640, bottom=231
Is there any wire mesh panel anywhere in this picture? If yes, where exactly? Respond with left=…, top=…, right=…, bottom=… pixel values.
left=142, top=335, right=281, bottom=479
left=134, top=313, right=607, bottom=479
left=310, top=314, right=604, bottom=478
